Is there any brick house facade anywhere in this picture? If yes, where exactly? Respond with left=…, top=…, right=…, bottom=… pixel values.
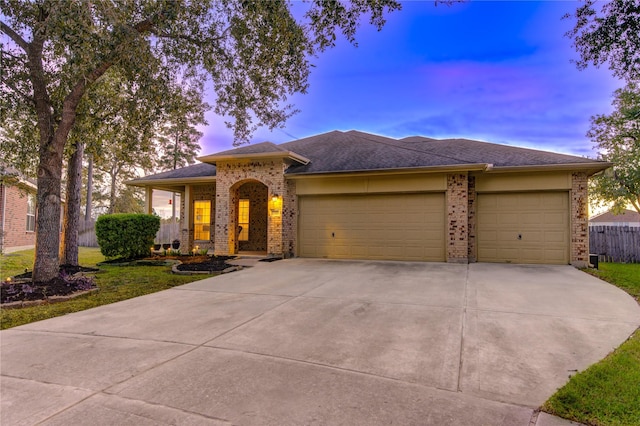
left=129, top=131, right=609, bottom=267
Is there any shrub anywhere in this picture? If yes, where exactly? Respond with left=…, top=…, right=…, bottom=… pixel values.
left=95, top=214, right=160, bottom=259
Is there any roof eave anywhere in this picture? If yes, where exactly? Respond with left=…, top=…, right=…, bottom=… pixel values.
left=484, top=162, right=613, bottom=176
left=285, top=163, right=490, bottom=179
left=125, top=176, right=216, bottom=188
left=198, top=151, right=310, bottom=165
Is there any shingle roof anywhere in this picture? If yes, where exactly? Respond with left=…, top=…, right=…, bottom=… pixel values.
left=590, top=210, right=640, bottom=223
left=133, top=162, right=216, bottom=181
left=132, top=130, right=609, bottom=183
left=211, top=141, right=287, bottom=156
left=282, top=130, right=602, bottom=174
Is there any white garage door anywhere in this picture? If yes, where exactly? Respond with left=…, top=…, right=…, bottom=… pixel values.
left=298, top=193, right=445, bottom=261
left=477, top=192, right=569, bottom=264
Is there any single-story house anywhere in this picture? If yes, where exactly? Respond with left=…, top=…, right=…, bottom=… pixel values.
left=128, top=130, right=611, bottom=266
left=0, top=164, right=38, bottom=253
left=589, top=209, right=640, bottom=227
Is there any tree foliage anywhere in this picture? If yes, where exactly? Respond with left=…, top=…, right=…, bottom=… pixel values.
left=589, top=83, right=640, bottom=214
left=566, top=0, right=640, bottom=82
left=155, top=82, right=208, bottom=172
left=1, top=0, right=401, bottom=281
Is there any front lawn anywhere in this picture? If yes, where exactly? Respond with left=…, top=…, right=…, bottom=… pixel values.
left=543, top=263, right=640, bottom=426
left=0, top=247, right=207, bottom=330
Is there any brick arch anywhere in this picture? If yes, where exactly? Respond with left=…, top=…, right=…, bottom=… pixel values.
left=227, top=179, right=268, bottom=254
left=213, top=159, right=288, bottom=256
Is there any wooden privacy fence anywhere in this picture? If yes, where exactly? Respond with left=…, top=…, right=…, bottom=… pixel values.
left=78, top=220, right=180, bottom=248
left=589, top=225, right=640, bottom=263
left=79, top=220, right=98, bottom=247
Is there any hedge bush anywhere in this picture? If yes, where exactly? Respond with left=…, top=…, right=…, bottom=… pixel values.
left=95, top=214, right=160, bottom=259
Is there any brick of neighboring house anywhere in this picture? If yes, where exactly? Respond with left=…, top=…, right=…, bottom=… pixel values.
left=0, top=184, right=36, bottom=250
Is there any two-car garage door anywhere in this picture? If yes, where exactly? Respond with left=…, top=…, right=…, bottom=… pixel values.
left=298, top=193, right=445, bottom=261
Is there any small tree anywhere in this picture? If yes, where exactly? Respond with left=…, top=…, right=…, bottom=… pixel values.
left=589, top=83, right=640, bottom=214
left=95, top=214, right=160, bottom=260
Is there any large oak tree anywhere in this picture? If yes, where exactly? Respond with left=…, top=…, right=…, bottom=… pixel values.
left=1, top=0, right=401, bottom=282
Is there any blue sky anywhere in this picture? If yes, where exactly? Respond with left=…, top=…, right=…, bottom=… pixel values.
left=197, top=0, right=622, bottom=158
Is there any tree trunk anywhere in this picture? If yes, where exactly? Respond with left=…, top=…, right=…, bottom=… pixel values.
left=108, top=168, right=118, bottom=214
left=85, top=154, right=93, bottom=221
left=61, top=141, right=84, bottom=266
left=33, top=143, right=64, bottom=282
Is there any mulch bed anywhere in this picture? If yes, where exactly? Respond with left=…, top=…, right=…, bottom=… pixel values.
left=1, top=264, right=99, bottom=304
left=174, top=255, right=236, bottom=272
left=0, top=256, right=236, bottom=305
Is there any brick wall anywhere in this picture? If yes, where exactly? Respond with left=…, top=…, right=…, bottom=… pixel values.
left=213, top=159, right=290, bottom=256
left=446, top=173, right=469, bottom=263
left=0, top=184, right=36, bottom=250
left=467, top=175, right=477, bottom=263
left=570, top=172, right=589, bottom=267
left=283, top=179, right=297, bottom=257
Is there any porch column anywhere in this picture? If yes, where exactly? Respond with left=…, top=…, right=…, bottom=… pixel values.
left=145, top=187, right=153, bottom=214
left=214, top=179, right=230, bottom=256
left=181, top=185, right=193, bottom=253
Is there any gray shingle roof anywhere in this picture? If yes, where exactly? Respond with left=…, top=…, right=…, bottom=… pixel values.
left=133, top=162, right=216, bottom=181
left=282, top=130, right=600, bottom=174
left=132, top=130, right=608, bottom=182
left=590, top=210, right=640, bottom=223
left=211, top=141, right=287, bottom=156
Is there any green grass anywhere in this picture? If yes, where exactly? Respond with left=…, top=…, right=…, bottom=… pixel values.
left=0, top=248, right=208, bottom=330
left=543, top=263, right=640, bottom=426
left=584, top=263, right=640, bottom=302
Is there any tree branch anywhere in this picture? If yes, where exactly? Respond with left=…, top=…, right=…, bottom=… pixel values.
left=152, top=25, right=230, bottom=46
left=0, top=21, right=29, bottom=52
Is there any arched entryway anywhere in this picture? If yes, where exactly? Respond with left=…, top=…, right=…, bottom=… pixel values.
left=229, top=180, right=268, bottom=255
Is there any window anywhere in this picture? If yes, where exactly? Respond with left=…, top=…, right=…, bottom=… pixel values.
left=193, top=200, right=211, bottom=240
left=26, top=193, right=36, bottom=232
left=238, top=199, right=249, bottom=241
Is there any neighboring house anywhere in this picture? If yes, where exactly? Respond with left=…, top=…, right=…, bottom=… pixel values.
left=589, top=209, right=640, bottom=227
left=0, top=165, right=37, bottom=253
left=128, top=130, right=611, bottom=267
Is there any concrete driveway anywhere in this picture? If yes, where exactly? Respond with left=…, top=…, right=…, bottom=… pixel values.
left=2, top=260, right=639, bottom=425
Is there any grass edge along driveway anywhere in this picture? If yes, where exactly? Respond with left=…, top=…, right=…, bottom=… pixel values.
left=543, top=263, right=640, bottom=426
left=0, top=247, right=206, bottom=330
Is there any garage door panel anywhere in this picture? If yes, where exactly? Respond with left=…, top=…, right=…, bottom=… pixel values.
left=477, top=192, right=569, bottom=264
left=299, top=193, right=445, bottom=261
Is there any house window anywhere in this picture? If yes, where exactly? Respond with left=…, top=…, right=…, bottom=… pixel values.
left=193, top=200, right=211, bottom=240
left=26, top=193, right=36, bottom=232
left=238, top=199, right=249, bottom=241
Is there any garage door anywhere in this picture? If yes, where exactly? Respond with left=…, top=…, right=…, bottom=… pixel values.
left=477, top=192, right=569, bottom=264
left=298, top=193, right=445, bottom=261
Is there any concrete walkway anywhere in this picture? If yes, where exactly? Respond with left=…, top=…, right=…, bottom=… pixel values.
left=2, top=260, right=639, bottom=425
